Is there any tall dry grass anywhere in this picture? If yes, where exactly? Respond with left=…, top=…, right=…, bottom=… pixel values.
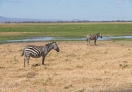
left=0, top=41, right=132, bottom=92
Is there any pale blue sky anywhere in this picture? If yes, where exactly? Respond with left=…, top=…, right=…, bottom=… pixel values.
left=0, top=0, right=132, bottom=21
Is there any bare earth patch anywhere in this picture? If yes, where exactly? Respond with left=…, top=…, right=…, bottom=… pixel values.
left=0, top=41, right=132, bottom=92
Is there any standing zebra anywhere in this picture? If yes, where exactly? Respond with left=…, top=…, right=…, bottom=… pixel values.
left=22, top=42, right=60, bottom=67
left=86, top=33, right=102, bottom=45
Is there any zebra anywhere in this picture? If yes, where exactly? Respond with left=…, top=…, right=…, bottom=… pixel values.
left=86, top=33, right=102, bottom=45
left=22, top=42, right=60, bottom=67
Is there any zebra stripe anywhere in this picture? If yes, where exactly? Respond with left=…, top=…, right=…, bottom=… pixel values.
left=86, top=33, right=102, bottom=45
left=22, top=42, right=59, bottom=67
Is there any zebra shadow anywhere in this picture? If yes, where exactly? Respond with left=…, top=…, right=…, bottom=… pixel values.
left=87, top=43, right=106, bottom=46
left=32, top=63, right=41, bottom=67
left=31, top=63, right=57, bottom=67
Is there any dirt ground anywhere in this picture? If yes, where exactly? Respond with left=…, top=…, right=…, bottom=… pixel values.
left=0, top=41, right=132, bottom=92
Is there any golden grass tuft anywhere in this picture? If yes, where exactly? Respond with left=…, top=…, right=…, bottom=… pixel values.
left=0, top=41, right=132, bottom=92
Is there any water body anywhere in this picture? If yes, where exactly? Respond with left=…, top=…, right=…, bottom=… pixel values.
left=6, top=36, right=132, bottom=43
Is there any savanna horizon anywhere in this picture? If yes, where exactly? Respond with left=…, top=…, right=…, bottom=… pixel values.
left=0, top=22, right=132, bottom=42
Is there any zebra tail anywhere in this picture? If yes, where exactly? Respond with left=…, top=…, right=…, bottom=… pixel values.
left=21, top=49, right=24, bottom=56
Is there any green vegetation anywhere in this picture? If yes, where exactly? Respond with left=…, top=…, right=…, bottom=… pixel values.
left=0, top=23, right=132, bottom=42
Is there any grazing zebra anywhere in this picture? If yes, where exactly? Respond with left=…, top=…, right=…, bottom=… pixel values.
left=86, top=33, right=102, bottom=45
left=22, top=42, right=60, bottom=67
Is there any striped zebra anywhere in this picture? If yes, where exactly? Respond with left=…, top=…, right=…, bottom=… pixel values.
left=22, top=42, right=60, bottom=67
left=86, top=33, right=102, bottom=45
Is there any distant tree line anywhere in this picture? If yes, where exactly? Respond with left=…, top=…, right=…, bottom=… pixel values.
left=3, top=20, right=132, bottom=24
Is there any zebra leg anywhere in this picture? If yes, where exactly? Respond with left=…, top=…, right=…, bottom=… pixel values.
left=24, top=57, right=26, bottom=67
left=86, top=38, right=89, bottom=45
left=94, top=40, right=97, bottom=45
left=24, top=56, right=30, bottom=67
left=27, top=57, right=30, bottom=66
left=42, top=56, right=45, bottom=65
left=24, top=56, right=28, bottom=67
left=88, top=39, right=90, bottom=45
left=86, top=38, right=88, bottom=45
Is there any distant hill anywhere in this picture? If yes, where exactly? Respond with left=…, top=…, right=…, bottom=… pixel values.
left=0, top=16, right=63, bottom=22
left=0, top=16, right=9, bottom=22
left=71, top=19, right=80, bottom=22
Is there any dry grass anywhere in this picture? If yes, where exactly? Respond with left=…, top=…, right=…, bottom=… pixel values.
left=0, top=41, right=132, bottom=92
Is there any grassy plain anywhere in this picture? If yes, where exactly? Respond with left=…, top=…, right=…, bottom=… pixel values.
left=0, top=41, right=132, bottom=92
left=0, top=22, right=132, bottom=41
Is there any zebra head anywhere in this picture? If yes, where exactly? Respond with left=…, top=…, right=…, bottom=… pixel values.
left=98, top=33, right=102, bottom=38
left=52, top=42, right=60, bottom=52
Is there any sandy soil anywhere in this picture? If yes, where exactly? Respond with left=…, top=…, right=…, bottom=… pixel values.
left=0, top=41, right=132, bottom=92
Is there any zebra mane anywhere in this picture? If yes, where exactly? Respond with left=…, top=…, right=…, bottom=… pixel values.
left=45, top=42, right=55, bottom=48
left=45, top=42, right=55, bottom=47
left=44, top=42, right=56, bottom=52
